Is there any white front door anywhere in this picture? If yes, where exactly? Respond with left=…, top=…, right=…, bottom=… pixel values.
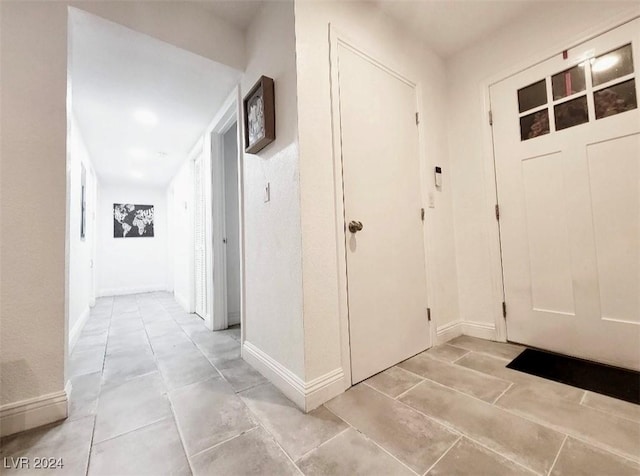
left=337, top=44, right=429, bottom=384
left=491, top=19, right=640, bottom=370
left=194, top=153, right=207, bottom=319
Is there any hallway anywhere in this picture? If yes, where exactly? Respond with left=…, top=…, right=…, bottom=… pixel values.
left=2, top=293, right=639, bottom=475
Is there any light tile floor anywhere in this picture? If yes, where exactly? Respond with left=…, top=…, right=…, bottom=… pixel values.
left=2, top=292, right=639, bottom=475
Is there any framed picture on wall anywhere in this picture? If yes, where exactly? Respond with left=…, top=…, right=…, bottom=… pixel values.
left=243, top=75, right=275, bottom=154
left=113, top=204, right=154, bottom=238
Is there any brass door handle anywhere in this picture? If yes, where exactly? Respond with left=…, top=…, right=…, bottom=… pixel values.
left=348, top=221, right=363, bottom=233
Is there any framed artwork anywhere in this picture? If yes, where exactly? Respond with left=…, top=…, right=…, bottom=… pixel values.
left=243, top=75, right=275, bottom=154
left=113, top=204, right=154, bottom=238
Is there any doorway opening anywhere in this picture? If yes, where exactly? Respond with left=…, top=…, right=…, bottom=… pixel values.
left=210, top=94, right=243, bottom=336
left=65, top=7, right=245, bottom=367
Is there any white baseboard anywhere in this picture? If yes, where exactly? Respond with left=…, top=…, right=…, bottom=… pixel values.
left=242, top=341, right=345, bottom=412
left=97, top=285, right=169, bottom=297
left=437, top=319, right=497, bottom=344
left=436, top=320, right=463, bottom=344
left=0, top=381, right=71, bottom=437
left=463, top=320, right=497, bottom=340
left=68, top=306, right=91, bottom=354
left=228, top=311, right=240, bottom=326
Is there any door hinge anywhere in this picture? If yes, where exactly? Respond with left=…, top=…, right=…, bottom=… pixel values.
left=421, top=208, right=425, bottom=221
left=427, top=307, right=432, bottom=322
left=502, top=301, right=507, bottom=318
left=495, top=204, right=500, bottom=221
left=489, top=110, right=493, bottom=126
left=416, top=112, right=420, bottom=125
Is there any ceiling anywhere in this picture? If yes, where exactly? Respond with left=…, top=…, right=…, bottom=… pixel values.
left=375, top=0, right=538, bottom=58
left=70, top=8, right=242, bottom=187
left=192, top=0, right=264, bottom=30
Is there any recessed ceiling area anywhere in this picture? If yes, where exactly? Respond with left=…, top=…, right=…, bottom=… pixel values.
left=69, top=7, right=242, bottom=187
left=375, top=0, right=538, bottom=58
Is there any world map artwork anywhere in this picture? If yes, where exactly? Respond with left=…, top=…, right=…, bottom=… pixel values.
left=113, top=204, right=154, bottom=238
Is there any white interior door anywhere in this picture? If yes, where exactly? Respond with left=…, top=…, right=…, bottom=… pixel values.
left=338, top=44, right=429, bottom=384
left=491, top=19, right=640, bottom=370
left=194, top=153, right=207, bottom=319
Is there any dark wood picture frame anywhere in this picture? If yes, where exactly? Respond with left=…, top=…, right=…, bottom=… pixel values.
left=243, top=76, right=275, bottom=154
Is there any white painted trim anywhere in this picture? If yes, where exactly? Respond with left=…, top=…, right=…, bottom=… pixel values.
left=436, top=320, right=463, bottom=344
left=305, top=368, right=346, bottom=411
left=437, top=320, right=496, bottom=344
left=68, top=306, right=90, bottom=354
left=97, top=285, right=170, bottom=297
left=478, top=8, right=640, bottom=343
left=207, top=87, right=241, bottom=333
left=242, top=341, right=345, bottom=412
left=0, top=383, right=70, bottom=437
left=463, top=320, right=497, bottom=341
left=228, top=311, right=241, bottom=326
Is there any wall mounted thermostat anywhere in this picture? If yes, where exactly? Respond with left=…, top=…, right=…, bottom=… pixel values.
left=435, top=166, right=442, bottom=188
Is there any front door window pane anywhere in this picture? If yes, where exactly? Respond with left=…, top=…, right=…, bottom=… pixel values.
left=591, top=44, right=634, bottom=87
left=594, top=79, right=638, bottom=119
left=520, top=109, right=550, bottom=140
left=552, top=65, right=586, bottom=100
left=554, top=96, right=589, bottom=130
left=518, top=79, right=547, bottom=113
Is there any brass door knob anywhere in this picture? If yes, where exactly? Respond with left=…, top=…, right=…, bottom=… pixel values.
left=348, top=220, right=363, bottom=233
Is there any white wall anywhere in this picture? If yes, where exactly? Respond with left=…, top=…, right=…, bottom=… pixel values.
left=96, top=184, right=169, bottom=296
left=169, top=159, right=194, bottom=312
left=0, top=1, right=69, bottom=420
left=241, top=0, right=306, bottom=381
left=68, top=115, right=97, bottom=350
left=446, top=2, right=640, bottom=334
left=294, top=1, right=459, bottom=390
left=0, top=0, right=245, bottom=432
left=224, top=123, right=241, bottom=325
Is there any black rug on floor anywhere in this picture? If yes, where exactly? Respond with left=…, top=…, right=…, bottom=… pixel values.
left=506, top=348, right=640, bottom=405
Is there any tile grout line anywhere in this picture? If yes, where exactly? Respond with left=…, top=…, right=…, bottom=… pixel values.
left=491, top=382, right=514, bottom=405
left=449, top=349, right=471, bottom=364
left=158, top=300, right=302, bottom=473
left=420, top=351, right=514, bottom=386
left=83, top=298, right=114, bottom=476
left=492, top=400, right=640, bottom=465
left=256, top=422, right=306, bottom=476
left=447, top=343, right=516, bottom=363
left=556, top=433, right=640, bottom=466
left=579, top=390, right=587, bottom=405
left=320, top=406, right=420, bottom=475
left=580, top=400, right=640, bottom=425
left=152, top=294, right=198, bottom=476
left=363, top=381, right=544, bottom=475
left=421, top=435, right=462, bottom=476
left=292, top=425, right=352, bottom=464
left=546, top=435, right=568, bottom=475
left=388, top=377, right=426, bottom=401
left=188, top=425, right=260, bottom=459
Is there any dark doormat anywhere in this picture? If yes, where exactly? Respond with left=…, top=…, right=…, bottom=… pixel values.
left=506, top=348, right=640, bottom=405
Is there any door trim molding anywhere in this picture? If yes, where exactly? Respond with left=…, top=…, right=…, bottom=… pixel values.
left=328, top=25, right=434, bottom=386
left=480, top=8, right=640, bottom=343
left=205, top=88, right=243, bottom=333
